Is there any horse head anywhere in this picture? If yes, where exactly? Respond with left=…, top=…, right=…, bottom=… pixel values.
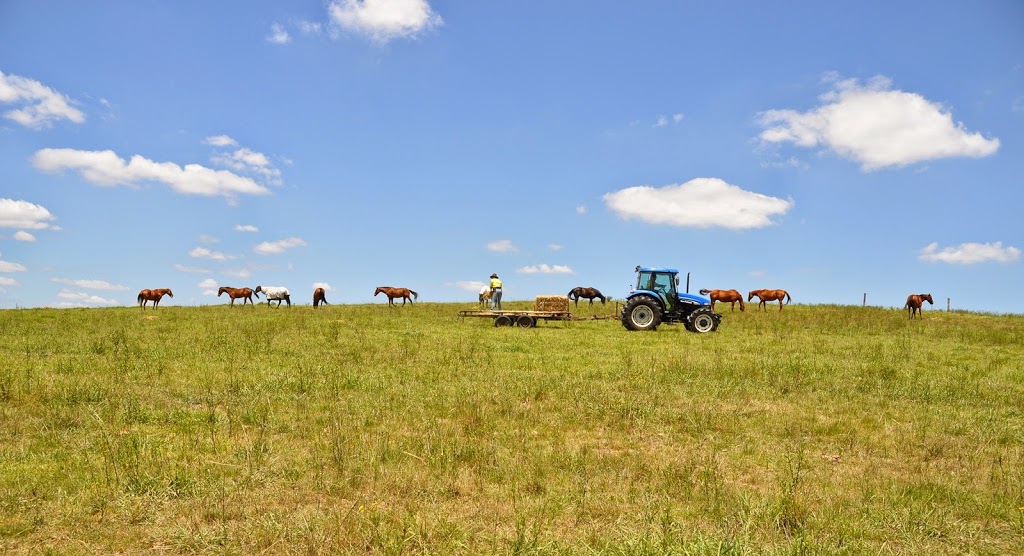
left=166, top=289, right=174, bottom=298
left=923, top=293, right=933, bottom=305
left=374, top=287, right=383, bottom=296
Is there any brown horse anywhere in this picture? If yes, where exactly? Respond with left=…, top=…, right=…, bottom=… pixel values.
left=375, top=286, right=418, bottom=306
left=479, top=286, right=492, bottom=308
left=748, top=289, right=791, bottom=312
left=904, top=293, right=933, bottom=319
left=313, top=287, right=329, bottom=308
left=218, top=286, right=256, bottom=306
left=700, top=289, right=745, bottom=312
left=567, top=287, right=606, bottom=307
left=138, top=288, right=173, bottom=310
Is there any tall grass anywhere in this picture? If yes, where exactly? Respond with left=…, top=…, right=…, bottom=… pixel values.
left=0, top=301, right=1021, bottom=554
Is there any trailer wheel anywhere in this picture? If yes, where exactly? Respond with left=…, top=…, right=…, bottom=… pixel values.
left=516, top=315, right=535, bottom=328
left=494, top=315, right=513, bottom=327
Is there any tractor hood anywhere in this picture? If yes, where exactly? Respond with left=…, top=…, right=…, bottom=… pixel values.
left=679, top=292, right=710, bottom=305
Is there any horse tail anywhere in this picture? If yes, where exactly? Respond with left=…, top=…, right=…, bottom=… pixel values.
left=785, top=291, right=792, bottom=304
left=567, top=288, right=576, bottom=300
left=411, top=290, right=419, bottom=300
left=137, top=292, right=143, bottom=305
left=699, top=289, right=710, bottom=295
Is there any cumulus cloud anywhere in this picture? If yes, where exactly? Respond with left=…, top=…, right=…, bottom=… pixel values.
left=548, top=243, right=562, bottom=251
left=757, top=75, right=1000, bottom=170
left=0, top=258, right=27, bottom=272
left=51, top=278, right=128, bottom=291
left=603, top=177, right=794, bottom=229
left=235, top=224, right=259, bottom=233
left=517, top=264, right=574, bottom=274
left=189, top=247, right=236, bottom=261
left=32, top=148, right=271, bottom=199
left=199, top=278, right=219, bottom=295
left=0, top=69, right=85, bottom=128
left=919, top=241, right=1020, bottom=264
left=267, top=22, right=291, bottom=44
left=0, top=198, right=58, bottom=229
left=203, top=135, right=238, bottom=147
left=0, top=276, right=19, bottom=287
left=13, top=231, right=35, bottom=242
left=329, top=0, right=443, bottom=43
left=454, top=280, right=486, bottom=293
left=576, top=206, right=587, bottom=214
left=313, top=282, right=335, bottom=291
left=487, top=239, right=517, bottom=252
left=653, top=113, right=684, bottom=128
left=56, top=289, right=118, bottom=306
left=211, top=147, right=282, bottom=184
left=254, top=237, right=307, bottom=255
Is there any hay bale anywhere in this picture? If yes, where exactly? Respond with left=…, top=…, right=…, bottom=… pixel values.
left=534, top=295, right=569, bottom=312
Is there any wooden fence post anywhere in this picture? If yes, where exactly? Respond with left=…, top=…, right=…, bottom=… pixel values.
left=863, top=293, right=867, bottom=307
left=947, top=298, right=950, bottom=312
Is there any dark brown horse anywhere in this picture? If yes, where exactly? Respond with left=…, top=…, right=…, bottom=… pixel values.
left=375, top=286, right=418, bottom=306
left=748, top=289, right=791, bottom=312
left=700, top=289, right=745, bottom=312
left=904, top=293, right=933, bottom=319
left=218, top=286, right=255, bottom=306
left=313, top=287, right=329, bottom=308
left=567, top=287, right=606, bottom=307
left=137, top=288, right=173, bottom=310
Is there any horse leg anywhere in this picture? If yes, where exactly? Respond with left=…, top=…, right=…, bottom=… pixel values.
left=778, top=299, right=784, bottom=312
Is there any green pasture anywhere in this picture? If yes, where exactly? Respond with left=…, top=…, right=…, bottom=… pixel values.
left=0, top=301, right=1021, bottom=554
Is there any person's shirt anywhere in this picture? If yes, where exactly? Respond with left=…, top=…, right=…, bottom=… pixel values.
left=490, top=277, right=503, bottom=290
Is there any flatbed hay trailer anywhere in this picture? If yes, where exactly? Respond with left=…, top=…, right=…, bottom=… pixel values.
left=457, top=309, right=574, bottom=328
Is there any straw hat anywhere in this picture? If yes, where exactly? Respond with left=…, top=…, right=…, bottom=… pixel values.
left=490, top=273, right=498, bottom=278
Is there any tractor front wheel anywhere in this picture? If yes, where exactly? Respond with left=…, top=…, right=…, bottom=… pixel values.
left=686, top=307, right=719, bottom=333
left=622, top=296, right=662, bottom=331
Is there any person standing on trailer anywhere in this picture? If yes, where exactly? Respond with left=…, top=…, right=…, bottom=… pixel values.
left=489, top=273, right=503, bottom=311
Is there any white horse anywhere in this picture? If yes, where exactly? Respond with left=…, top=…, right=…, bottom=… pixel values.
left=478, top=285, right=492, bottom=307
left=254, top=285, right=291, bottom=307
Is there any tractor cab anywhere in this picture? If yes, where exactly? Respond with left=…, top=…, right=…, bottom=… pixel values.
left=633, top=266, right=680, bottom=312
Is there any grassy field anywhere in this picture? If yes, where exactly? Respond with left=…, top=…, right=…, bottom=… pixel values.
left=0, top=300, right=1021, bottom=554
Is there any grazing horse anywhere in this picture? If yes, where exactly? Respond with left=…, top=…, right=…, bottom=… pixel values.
left=137, top=288, right=173, bottom=310
left=479, top=286, right=492, bottom=308
left=699, top=289, right=745, bottom=312
left=375, top=286, right=418, bottom=306
left=313, top=287, right=329, bottom=308
left=904, top=293, right=933, bottom=319
left=567, top=287, right=606, bottom=307
left=218, top=286, right=256, bottom=306
left=748, top=289, right=792, bottom=312
left=255, top=285, right=291, bottom=307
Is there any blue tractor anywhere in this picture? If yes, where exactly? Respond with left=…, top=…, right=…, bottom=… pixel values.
left=621, top=266, right=722, bottom=333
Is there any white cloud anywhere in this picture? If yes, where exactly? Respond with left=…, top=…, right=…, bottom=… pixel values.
left=267, top=22, right=291, bottom=44
left=517, top=264, right=574, bottom=274
left=203, top=135, right=238, bottom=147
left=0, top=276, right=19, bottom=287
left=254, top=237, right=307, bottom=255
left=175, top=264, right=212, bottom=274
left=235, top=224, right=259, bottom=233
left=189, top=247, right=236, bottom=261
left=56, top=289, right=118, bottom=305
left=198, top=278, right=219, bottom=288
left=673, top=113, right=684, bottom=124
left=757, top=75, right=1000, bottom=170
left=299, top=20, right=323, bottom=35
left=603, top=177, right=794, bottom=229
left=0, top=198, right=58, bottom=229
left=919, top=242, right=1021, bottom=265
left=51, top=278, right=128, bottom=291
left=454, top=280, right=486, bottom=292
left=548, top=243, right=562, bottom=251
left=198, top=234, right=219, bottom=244
left=211, top=147, right=282, bottom=184
left=32, top=148, right=272, bottom=199
left=329, top=0, right=443, bottom=43
left=0, top=69, right=85, bottom=128
left=653, top=115, right=669, bottom=128
left=0, top=259, right=27, bottom=272
left=576, top=206, right=587, bottom=214
left=487, top=239, right=517, bottom=252
left=653, top=113, right=684, bottom=128
left=13, top=231, right=35, bottom=242
left=313, top=282, right=335, bottom=291
left=223, top=268, right=252, bottom=278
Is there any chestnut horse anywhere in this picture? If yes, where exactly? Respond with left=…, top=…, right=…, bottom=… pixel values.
left=375, top=286, right=418, bottom=306
left=699, top=289, right=744, bottom=312
left=313, top=287, right=329, bottom=308
left=748, top=289, right=791, bottom=312
left=567, top=287, right=606, bottom=307
left=138, top=288, right=173, bottom=310
left=904, top=293, right=933, bottom=319
left=218, top=286, right=256, bottom=306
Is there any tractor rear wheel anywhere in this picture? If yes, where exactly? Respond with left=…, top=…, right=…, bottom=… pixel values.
left=622, top=296, right=662, bottom=331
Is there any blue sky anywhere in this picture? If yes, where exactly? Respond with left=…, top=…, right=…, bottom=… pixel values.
left=1, top=1, right=1022, bottom=313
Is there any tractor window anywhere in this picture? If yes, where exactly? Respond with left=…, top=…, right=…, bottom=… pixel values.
left=651, top=273, right=674, bottom=294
